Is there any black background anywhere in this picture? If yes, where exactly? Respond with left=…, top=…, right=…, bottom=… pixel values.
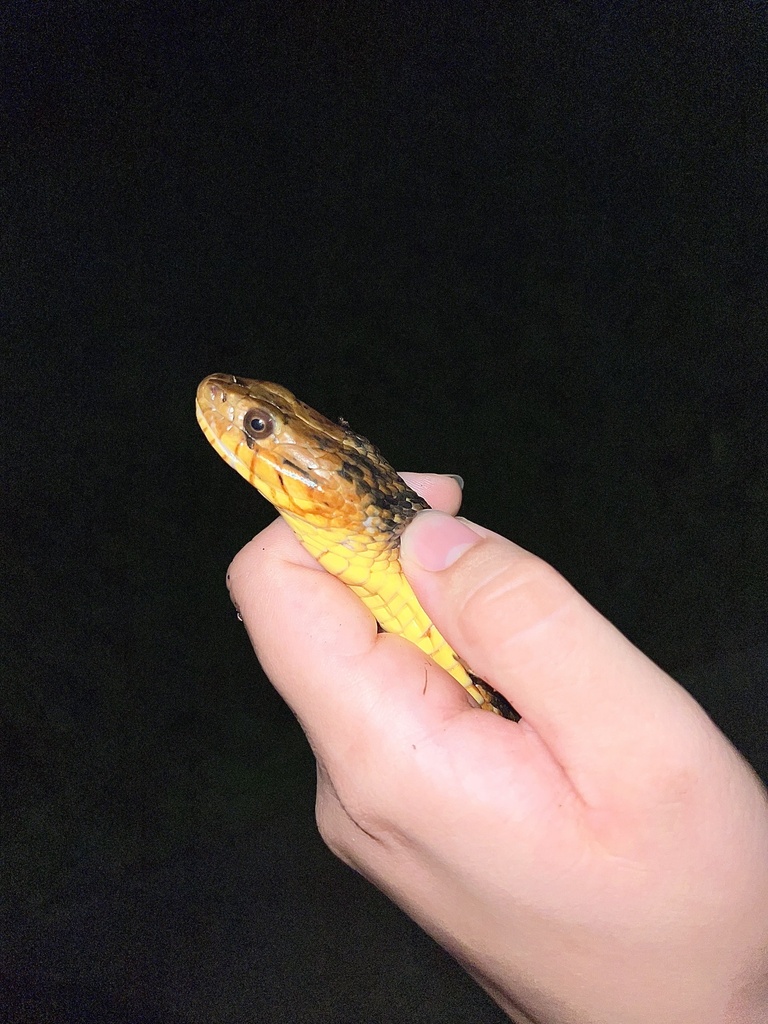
left=3, top=3, right=767, bottom=1022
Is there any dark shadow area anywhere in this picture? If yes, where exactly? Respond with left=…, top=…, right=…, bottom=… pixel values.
left=2, top=3, right=766, bottom=1021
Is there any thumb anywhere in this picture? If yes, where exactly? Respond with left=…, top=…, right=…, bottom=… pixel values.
left=399, top=510, right=713, bottom=797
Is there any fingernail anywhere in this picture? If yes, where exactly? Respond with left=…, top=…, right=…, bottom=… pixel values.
left=447, top=474, right=464, bottom=490
left=402, top=510, right=481, bottom=571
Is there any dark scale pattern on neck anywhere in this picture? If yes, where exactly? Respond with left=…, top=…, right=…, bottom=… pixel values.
left=338, top=423, right=431, bottom=538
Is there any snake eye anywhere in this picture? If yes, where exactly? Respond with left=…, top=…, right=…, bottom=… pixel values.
left=244, top=407, right=275, bottom=442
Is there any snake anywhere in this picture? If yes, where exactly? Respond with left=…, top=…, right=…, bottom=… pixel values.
left=196, top=374, right=517, bottom=720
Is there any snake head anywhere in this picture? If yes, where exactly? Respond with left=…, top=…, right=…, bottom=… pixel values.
left=196, top=374, right=427, bottom=534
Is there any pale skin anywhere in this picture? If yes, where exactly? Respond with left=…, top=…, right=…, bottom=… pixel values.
left=227, top=473, right=768, bottom=1024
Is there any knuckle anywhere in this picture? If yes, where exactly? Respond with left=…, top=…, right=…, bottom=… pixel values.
left=315, top=790, right=391, bottom=868
left=315, top=806, right=353, bottom=862
left=457, top=546, right=572, bottom=648
left=315, top=761, right=402, bottom=862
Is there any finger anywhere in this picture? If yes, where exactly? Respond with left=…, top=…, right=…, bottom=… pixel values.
left=399, top=511, right=715, bottom=801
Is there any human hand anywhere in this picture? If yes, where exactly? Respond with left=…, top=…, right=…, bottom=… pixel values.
left=227, top=473, right=768, bottom=1024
